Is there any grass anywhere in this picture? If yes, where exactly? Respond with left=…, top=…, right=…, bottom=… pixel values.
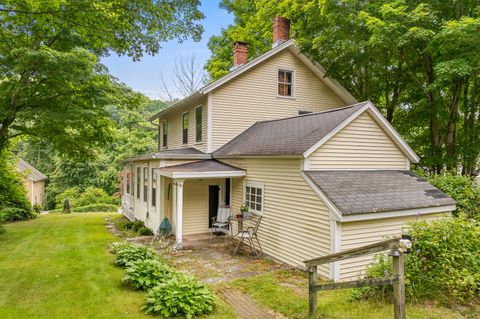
left=0, top=213, right=236, bottom=319
left=229, top=270, right=467, bottom=319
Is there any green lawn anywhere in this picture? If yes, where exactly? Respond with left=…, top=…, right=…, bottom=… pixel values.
left=0, top=213, right=236, bottom=319
left=229, top=270, right=467, bottom=319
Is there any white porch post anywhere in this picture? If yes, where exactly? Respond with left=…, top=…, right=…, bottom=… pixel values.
left=174, top=179, right=185, bottom=249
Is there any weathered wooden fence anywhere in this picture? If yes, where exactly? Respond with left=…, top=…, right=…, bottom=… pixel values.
left=304, top=237, right=411, bottom=319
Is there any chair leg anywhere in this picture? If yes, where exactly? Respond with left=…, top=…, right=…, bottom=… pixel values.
left=247, top=236, right=255, bottom=255
left=209, top=228, right=214, bottom=245
left=233, top=236, right=244, bottom=256
left=254, top=235, right=263, bottom=257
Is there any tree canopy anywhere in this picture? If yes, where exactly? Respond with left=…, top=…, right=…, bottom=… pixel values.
left=206, top=0, right=480, bottom=174
left=0, top=0, right=203, bottom=157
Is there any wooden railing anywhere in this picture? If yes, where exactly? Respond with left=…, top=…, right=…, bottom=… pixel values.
left=304, top=237, right=410, bottom=319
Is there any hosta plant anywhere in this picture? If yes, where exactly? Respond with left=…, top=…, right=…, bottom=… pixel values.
left=143, top=276, right=216, bottom=318
left=114, top=243, right=158, bottom=267
left=123, top=259, right=176, bottom=290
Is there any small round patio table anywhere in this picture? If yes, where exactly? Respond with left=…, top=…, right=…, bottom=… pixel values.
left=228, top=214, right=252, bottom=237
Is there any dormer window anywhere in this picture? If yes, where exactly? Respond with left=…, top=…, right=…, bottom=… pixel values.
left=278, top=69, right=293, bottom=97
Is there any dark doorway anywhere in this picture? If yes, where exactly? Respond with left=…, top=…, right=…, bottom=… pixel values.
left=208, top=185, right=220, bottom=228
left=225, top=178, right=231, bottom=206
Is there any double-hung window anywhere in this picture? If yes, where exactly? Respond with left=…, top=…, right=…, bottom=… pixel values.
left=244, top=183, right=264, bottom=213
left=162, top=120, right=168, bottom=148
left=126, top=171, right=131, bottom=194
left=151, top=169, right=157, bottom=207
left=278, top=69, right=293, bottom=97
left=136, top=167, right=141, bottom=199
left=143, top=167, right=148, bottom=202
left=195, top=106, right=202, bottom=143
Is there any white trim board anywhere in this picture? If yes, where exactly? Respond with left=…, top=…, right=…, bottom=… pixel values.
left=156, top=170, right=246, bottom=179
left=302, top=102, right=420, bottom=163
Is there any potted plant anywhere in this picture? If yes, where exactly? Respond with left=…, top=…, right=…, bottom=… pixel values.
left=240, top=203, right=249, bottom=217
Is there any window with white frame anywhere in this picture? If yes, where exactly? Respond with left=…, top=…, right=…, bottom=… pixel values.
left=136, top=167, right=141, bottom=199
left=244, top=183, right=264, bottom=213
left=195, top=106, right=202, bottom=143
left=278, top=69, right=293, bottom=97
left=143, top=167, right=148, bottom=202
left=151, top=168, right=157, bottom=207
left=162, top=120, right=168, bottom=148
left=182, top=112, right=189, bottom=145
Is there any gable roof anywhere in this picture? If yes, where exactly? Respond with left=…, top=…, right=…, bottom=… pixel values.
left=213, top=102, right=368, bottom=157
left=303, top=170, right=456, bottom=215
left=149, top=39, right=357, bottom=121
left=156, top=160, right=246, bottom=179
left=16, top=159, right=48, bottom=182
left=213, top=101, right=419, bottom=162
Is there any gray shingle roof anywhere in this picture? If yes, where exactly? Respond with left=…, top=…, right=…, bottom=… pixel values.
left=159, top=160, right=245, bottom=173
left=304, top=170, right=456, bottom=215
left=16, top=159, right=48, bottom=181
left=124, top=148, right=211, bottom=162
left=213, top=102, right=368, bottom=157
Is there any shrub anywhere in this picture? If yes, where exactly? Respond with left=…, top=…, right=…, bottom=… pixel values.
left=143, top=276, right=216, bottom=318
left=123, top=259, right=176, bottom=290
left=114, top=243, right=158, bottom=267
left=0, top=152, right=31, bottom=213
left=77, top=187, right=118, bottom=207
left=417, top=170, right=480, bottom=219
left=137, top=226, right=153, bottom=236
left=132, top=220, right=145, bottom=232
left=63, top=198, right=71, bottom=214
left=0, top=207, right=36, bottom=222
left=55, top=187, right=80, bottom=209
left=351, top=217, right=480, bottom=304
left=109, top=241, right=132, bottom=254
left=73, top=204, right=118, bottom=213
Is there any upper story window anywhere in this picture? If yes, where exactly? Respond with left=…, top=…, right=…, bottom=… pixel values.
left=244, top=182, right=264, bottom=214
left=136, top=167, right=140, bottom=199
left=182, top=112, right=189, bottom=145
left=143, top=167, right=148, bottom=202
left=195, top=106, right=202, bottom=143
left=162, top=120, right=168, bottom=148
left=278, top=69, right=294, bottom=97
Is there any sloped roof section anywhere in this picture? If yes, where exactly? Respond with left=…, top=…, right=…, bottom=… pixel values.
left=16, top=159, right=48, bottom=182
left=123, top=148, right=211, bottom=162
left=213, top=102, right=368, bottom=157
left=157, top=160, right=246, bottom=179
left=304, top=170, right=456, bottom=215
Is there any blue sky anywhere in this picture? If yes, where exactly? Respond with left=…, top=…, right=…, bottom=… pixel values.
left=101, top=2, right=233, bottom=100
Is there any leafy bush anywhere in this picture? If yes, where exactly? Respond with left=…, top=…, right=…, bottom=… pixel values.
left=123, top=259, right=176, bottom=290
left=76, top=187, right=119, bottom=207
left=132, top=220, right=145, bottom=232
left=0, top=215, right=5, bottom=234
left=63, top=198, right=71, bottom=214
left=114, top=243, right=158, bottom=267
left=109, top=241, right=132, bottom=254
left=0, top=207, right=36, bottom=222
left=417, top=170, right=480, bottom=219
left=55, top=187, right=80, bottom=209
left=352, top=217, right=480, bottom=304
left=32, top=204, right=42, bottom=214
left=0, top=152, right=31, bottom=213
left=73, top=204, right=118, bottom=213
left=137, top=226, right=153, bottom=236
left=143, top=276, right=216, bottom=318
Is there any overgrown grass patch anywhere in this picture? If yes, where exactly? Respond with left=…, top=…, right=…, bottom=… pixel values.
left=229, top=270, right=465, bottom=319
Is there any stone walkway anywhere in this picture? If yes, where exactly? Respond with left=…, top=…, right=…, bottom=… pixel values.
left=106, top=217, right=292, bottom=319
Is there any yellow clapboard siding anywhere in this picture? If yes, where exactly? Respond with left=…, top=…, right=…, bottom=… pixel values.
left=309, top=112, right=407, bottom=170
left=211, top=49, right=346, bottom=150
left=158, top=98, right=208, bottom=152
left=339, top=214, right=445, bottom=281
left=223, top=158, right=332, bottom=277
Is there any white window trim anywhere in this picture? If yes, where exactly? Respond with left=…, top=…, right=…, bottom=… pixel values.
left=194, top=105, right=203, bottom=144
left=182, top=111, right=189, bottom=146
left=277, top=68, right=295, bottom=99
left=243, top=181, right=265, bottom=214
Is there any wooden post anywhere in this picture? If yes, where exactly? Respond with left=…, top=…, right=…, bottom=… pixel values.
left=308, top=266, right=317, bottom=318
left=391, top=250, right=406, bottom=319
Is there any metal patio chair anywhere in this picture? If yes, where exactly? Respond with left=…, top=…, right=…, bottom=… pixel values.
left=232, top=214, right=263, bottom=257
left=209, top=205, right=231, bottom=244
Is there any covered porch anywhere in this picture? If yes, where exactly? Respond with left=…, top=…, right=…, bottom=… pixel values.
left=156, top=160, right=246, bottom=249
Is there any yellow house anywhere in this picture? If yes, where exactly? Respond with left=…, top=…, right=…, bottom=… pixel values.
left=121, top=17, right=455, bottom=281
left=16, top=158, right=47, bottom=208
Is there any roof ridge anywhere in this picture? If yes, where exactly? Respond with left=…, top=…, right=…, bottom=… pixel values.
left=255, top=101, right=368, bottom=125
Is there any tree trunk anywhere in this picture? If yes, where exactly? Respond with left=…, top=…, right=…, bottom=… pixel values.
left=445, top=80, right=462, bottom=171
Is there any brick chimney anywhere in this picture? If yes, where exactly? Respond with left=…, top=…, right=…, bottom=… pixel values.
left=233, top=41, right=248, bottom=69
left=272, top=16, right=290, bottom=47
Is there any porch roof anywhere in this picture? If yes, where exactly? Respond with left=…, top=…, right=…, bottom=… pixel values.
left=123, top=147, right=211, bottom=162
left=156, top=160, right=246, bottom=179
